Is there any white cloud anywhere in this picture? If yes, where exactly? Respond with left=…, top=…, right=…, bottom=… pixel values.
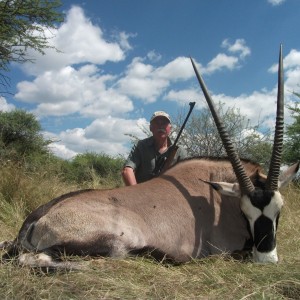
left=222, top=39, right=251, bottom=59
left=117, top=57, right=168, bottom=103
left=13, top=5, right=137, bottom=121
left=155, top=57, right=192, bottom=80
left=0, top=97, right=15, bottom=112
left=117, top=56, right=194, bottom=103
left=57, top=6, right=127, bottom=63
left=267, top=0, right=286, bottom=6
left=48, top=143, right=77, bottom=160
left=190, top=84, right=297, bottom=132
left=177, top=48, right=300, bottom=131
left=44, top=116, right=148, bottom=159
left=85, top=116, right=147, bottom=142
left=116, top=31, right=136, bottom=51
left=215, top=90, right=278, bottom=126
left=163, top=89, right=202, bottom=106
left=205, top=53, right=239, bottom=73
left=15, top=64, right=133, bottom=118
left=147, top=50, right=162, bottom=62
left=16, top=24, right=252, bottom=118
left=283, top=49, right=300, bottom=68
left=203, top=39, right=251, bottom=74
left=285, top=67, right=300, bottom=91
left=269, top=49, right=300, bottom=73
left=21, top=6, right=128, bottom=76
left=268, top=49, right=300, bottom=94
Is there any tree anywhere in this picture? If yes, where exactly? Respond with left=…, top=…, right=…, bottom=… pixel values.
left=172, top=103, right=273, bottom=171
left=283, top=91, right=300, bottom=164
left=0, top=0, right=64, bottom=92
left=63, top=152, right=125, bottom=187
left=0, top=109, right=51, bottom=161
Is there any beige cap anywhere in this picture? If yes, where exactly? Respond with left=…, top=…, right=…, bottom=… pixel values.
left=150, top=111, right=171, bottom=123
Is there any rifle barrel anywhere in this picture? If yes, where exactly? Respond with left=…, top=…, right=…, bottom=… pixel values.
left=173, top=101, right=195, bottom=146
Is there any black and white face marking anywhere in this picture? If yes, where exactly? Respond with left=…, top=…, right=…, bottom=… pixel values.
left=240, top=190, right=283, bottom=263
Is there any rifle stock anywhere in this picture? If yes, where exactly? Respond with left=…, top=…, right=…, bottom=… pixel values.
left=160, top=145, right=179, bottom=174
left=152, top=102, right=195, bottom=177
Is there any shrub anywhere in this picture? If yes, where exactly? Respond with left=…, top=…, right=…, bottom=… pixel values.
left=62, top=152, right=125, bottom=188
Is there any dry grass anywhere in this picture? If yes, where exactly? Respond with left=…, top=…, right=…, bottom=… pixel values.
left=0, top=162, right=77, bottom=241
left=0, top=164, right=299, bottom=299
left=1, top=255, right=299, bottom=299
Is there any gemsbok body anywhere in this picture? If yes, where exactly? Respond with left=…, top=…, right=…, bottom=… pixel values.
left=1, top=45, right=298, bottom=269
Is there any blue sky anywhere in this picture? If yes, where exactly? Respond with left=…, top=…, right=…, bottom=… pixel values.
left=1, top=0, right=300, bottom=159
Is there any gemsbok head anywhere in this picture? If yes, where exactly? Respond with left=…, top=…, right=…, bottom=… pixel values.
left=190, top=44, right=297, bottom=262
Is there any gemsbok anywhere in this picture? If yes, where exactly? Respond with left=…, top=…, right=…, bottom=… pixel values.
left=0, top=45, right=298, bottom=269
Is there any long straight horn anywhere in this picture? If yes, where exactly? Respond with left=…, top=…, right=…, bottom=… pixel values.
left=266, top=44, right=284, bottom=190
left=190, top=57, right=255, bottom=194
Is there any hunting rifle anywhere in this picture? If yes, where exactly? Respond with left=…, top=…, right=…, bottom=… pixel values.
left=152, top=101, right=195, bottom=176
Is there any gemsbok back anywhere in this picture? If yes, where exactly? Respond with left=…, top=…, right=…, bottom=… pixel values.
left=1, top=45, right=298, bottom=269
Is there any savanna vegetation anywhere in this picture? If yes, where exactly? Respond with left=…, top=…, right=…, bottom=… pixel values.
left=0, top=108, right=300, bottom=299
left=1, top=1, right=299, bottom=297
left=173, top=103, right=273, bottom=171
left=283, top=91, right=300, bottom=164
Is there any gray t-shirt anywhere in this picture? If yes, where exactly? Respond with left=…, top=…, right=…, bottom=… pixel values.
left=124, top=136, right=188, bottom=183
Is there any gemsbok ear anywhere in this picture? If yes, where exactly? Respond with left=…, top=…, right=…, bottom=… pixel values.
left=278, top=162, right=300, bottom=189
left=200, top=179, right=241, bottom=197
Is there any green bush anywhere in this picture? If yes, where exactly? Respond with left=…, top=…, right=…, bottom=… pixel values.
left=0, top=110, right=125, bottom=188
left=0, top=110, right=51, bottom=165
left=62, top=152, right=125, bottom=188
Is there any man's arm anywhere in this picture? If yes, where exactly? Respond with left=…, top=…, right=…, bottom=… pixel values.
left=122, top=166, right=137, bottom=186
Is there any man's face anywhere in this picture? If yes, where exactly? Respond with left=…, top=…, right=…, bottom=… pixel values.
left=150, top=117, right=171, bottom=138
